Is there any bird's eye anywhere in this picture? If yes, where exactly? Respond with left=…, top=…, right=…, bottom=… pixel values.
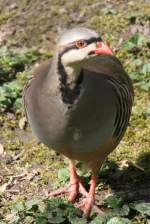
left=75, top=40, right=87, bottom=48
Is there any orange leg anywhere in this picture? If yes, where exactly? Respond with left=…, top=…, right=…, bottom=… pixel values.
left=48, top=160, right=79, bottom=202
left=76, top=175, right=103, bottom=216
left=68, top=160, right=79, bottom=202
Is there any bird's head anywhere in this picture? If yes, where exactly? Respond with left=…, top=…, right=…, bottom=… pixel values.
left=57, top=27, right=113, bottom=68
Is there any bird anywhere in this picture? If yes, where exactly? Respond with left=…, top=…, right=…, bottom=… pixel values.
left=23, top=27, right=134, bottom=216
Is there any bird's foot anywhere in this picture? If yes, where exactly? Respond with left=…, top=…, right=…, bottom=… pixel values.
left=76, top=196, right=94, bottom=217
left=76, top=196, right=104, bottom=216
left=47, top=163, right=103, bottom=216
left=76, top=183, right=104, bottom=216
left=47, top=181, right=79, bottom=202
left=47, top=181, right=104, bottom=216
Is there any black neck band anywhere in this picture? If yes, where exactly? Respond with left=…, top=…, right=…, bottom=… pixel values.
left=57, top=55, right=84, bottom=105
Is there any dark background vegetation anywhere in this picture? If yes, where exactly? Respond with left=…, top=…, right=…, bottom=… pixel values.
left=0, top=0, right=150, bottom=223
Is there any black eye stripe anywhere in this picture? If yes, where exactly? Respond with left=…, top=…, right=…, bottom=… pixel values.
left=85, top=37, right=102, bottom=45
left=59, top=37, right=102, bottom=57
left=59, top=45, right=78, bottom=57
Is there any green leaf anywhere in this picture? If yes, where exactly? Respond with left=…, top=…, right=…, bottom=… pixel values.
left=142, top=63, right=150, bottom=75
left=47, top=215, right=65, bottom=224
left=69, top=217, right=87, bottom=224
left=0, top=79, right=23, bottom=109
left=89, top=214, right=107, bottom=224
left=129, top=72, right=141, bottom=81
left=11, top=202, right=25, bottom=214
left=107, top=217, right=131, bottom=224
left=25, top=198, right=40, bottom=210
left=58, top=167, right=70, bottom=183
left=14, top=98, right=23, bottom=111
left=122, top=33, right=149, bottom=50
left=4, top=80, right=22, bottom=98
left=0, top=46, right=10, bottom=57
left=143, top=105, right=150, bottom=117
left=101, top=5, right=117, bottom=15
left=35, top=216, right=48, bottom=224
left=123, top=41, right=136, bottom=50
left=69, top=216, right=87, bottom=224
left=132, top=58, right=143, bottom=66
left=105, top=195, right=122, bottom=209
left=42, top=198, right=81, bottom=223
left=130, top=202, right=150, bottom=216
left=113, top=204, right=130, bottom=217
left=135, top=80, right=150, bottom=91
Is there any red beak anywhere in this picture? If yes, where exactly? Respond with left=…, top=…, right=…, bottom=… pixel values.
left=94, top=42, right=113, bottom=55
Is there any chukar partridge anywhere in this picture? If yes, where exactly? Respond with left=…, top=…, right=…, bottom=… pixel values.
left=23, top=27, right=134, bottom=216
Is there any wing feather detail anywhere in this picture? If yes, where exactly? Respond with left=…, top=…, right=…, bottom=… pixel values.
left=107, top=77, right=133, bottom=142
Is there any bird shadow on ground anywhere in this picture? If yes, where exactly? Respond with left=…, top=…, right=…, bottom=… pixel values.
left=97, top=151, right=150, bottom=203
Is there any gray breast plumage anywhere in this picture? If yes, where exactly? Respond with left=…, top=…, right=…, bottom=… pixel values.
left=23, top=55, right=133, bottom=162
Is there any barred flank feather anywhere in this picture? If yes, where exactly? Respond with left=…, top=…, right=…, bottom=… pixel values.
left=107, top=77, right=133, bottom=142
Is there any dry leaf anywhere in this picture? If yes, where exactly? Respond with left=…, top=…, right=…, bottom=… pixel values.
left=21, top=170, right=38, bottom=181
left=0, top=143, right=4, bottom=156
left=118, top=160, right=130, bottom=170
left=118, top=160, right=144, bottom=171
left=19, top=117, right=27, bottom=130
left=0, top=183, right=8, bottom=193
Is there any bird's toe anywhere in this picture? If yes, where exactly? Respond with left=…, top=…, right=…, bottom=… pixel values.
left=68, top=183, right=79, bottom=202
left=76, top=196, right=94, bottom=217
left=47, top=182, right=79, bottom=202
